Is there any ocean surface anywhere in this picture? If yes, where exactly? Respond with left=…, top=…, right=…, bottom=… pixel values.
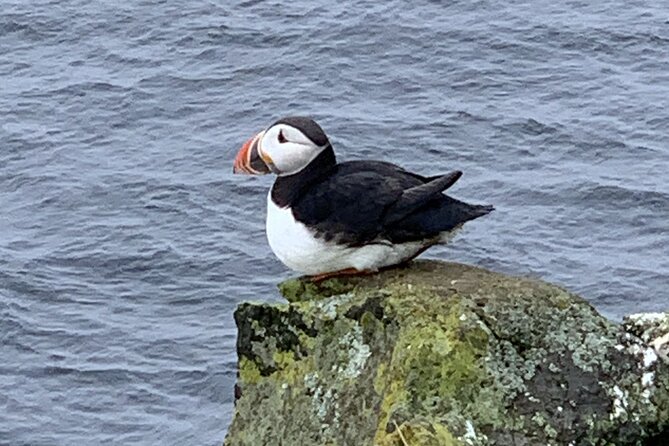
left=1, top=0, right=668, bottom=444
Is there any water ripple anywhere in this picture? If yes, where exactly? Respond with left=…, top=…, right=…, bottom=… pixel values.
left=1, top=0, right=668, bottom=445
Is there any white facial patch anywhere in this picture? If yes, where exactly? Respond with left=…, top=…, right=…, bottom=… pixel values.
left=260, top=124, right=328, bottom=176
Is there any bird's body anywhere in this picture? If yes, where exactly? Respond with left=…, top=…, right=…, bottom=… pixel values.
left=233, top=116, right=493, bottom=278
left=266, top=194, right=436, bottom=275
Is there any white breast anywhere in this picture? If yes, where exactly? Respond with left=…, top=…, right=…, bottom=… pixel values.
left=265, top=193, right=434, bottom=275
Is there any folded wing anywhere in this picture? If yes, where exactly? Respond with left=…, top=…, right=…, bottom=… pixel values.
left=290, top=161, right=492, bottom=246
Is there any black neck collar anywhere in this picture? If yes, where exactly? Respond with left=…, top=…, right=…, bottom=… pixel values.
left=271, top=145, right=336, bottom=208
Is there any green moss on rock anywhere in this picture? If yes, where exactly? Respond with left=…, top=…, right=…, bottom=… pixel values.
left=225, top=261, right=669, bottom=446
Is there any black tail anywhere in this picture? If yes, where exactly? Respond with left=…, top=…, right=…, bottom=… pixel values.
left=437, top=197, right=493, bottom=229
left=461, top=202, right=494, bottom=221
left=387, top=195, right=493, bottom=243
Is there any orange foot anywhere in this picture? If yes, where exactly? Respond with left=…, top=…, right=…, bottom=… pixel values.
left=309, top=268, right=375, bottom=283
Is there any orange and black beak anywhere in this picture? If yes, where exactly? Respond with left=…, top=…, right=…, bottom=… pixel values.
left=233, top=131, right=274, bottom=175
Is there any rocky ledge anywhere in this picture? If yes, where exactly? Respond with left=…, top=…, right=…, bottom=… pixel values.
left=224, top=261, right=669, bottom=446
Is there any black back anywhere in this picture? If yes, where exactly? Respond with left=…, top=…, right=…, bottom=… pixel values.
left=271, top=159, right=493, bottom=246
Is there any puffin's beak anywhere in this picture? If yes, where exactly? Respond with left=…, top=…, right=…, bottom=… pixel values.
left=233, top=131, right=274, bottom=175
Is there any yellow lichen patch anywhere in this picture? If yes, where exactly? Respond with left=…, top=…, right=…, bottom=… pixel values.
left=376, top=420, right=461, bottom=446
left=298, top=330, right=318, bottom=351
left=398, top=315, right=487, bottom=402
left=374, top=367, right=409, bottom=443
left=268, top=350, right=315, bottom=387
left=278, top=277, right=357, bottom=303
left=373, top=285, right=490, bottom=443
left=272, top=350, right=297, bottom=370
left=238, top=357, right=262, bottom=384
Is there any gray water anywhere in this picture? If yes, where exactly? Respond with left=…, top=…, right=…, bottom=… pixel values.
left=1, top=0, right=668, bottom=444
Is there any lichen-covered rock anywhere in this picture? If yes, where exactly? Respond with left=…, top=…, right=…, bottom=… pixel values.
left=224, top=261, right=669, bottom=446
left=623, top=313, right=669, bottom=365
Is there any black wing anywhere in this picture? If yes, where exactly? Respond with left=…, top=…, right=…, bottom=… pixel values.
left=291, top=161, right=491, bottom=246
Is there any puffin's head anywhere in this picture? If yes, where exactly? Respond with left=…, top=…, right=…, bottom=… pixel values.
left=233, top=116, right=331, bottom=176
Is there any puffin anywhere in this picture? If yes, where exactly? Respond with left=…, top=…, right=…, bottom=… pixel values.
left=233, top=116, right=493, bottom=281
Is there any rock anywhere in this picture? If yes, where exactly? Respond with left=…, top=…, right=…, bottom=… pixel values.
left=224, top=260, right=669, bottom=446
left=623, top=313, right=669, bottom=365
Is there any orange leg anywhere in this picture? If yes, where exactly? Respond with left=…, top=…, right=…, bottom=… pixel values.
left=309, top=268, right=375, bottom=283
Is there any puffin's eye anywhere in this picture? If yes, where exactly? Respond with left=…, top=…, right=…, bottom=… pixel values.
left=278, top=130, right=287, bottom=144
